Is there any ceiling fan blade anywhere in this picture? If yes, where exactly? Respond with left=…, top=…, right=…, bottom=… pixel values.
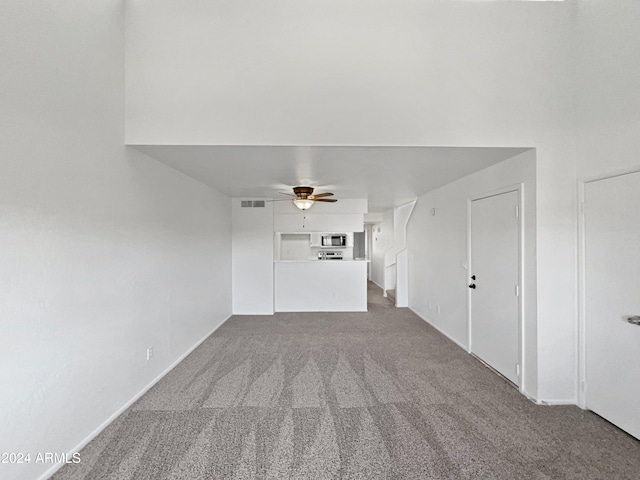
left=313, top=198, right=337, bottom=203
left=309, top=192, right=334, bottom=199
left=279, top=192, right=295, bottom=197
left=264, top=198, right=292, bottom=202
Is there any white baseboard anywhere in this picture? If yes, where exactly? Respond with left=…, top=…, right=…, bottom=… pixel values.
left=521, top=389, right=539, bottom=404
left=37, top=314, right=232, bottom=480
left=521, top=390, right=577, bottom=406
left=532, top=399, right=576, bottom=406
left=409, top=307, right=468, bottom=351
left=371, top=279, right=384, bottom=291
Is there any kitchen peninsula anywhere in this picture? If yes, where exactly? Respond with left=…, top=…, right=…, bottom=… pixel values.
left=274, top=230, right=369, bottom=312
left=274, top=259, right=368, bottom=312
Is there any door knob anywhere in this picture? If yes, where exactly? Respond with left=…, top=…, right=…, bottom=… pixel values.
left=468, top=284, right=476, bottom=289
left=471, top=275, right=476, bottom=280
left=628, top=316, right=640, bottom=325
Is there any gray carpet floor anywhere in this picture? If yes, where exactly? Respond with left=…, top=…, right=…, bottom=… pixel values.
left=53, top=283, right=640, bottom=479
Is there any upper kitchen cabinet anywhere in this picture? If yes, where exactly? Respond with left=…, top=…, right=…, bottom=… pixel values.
left=274, top=214, right=364, bottom=233
left=273, top=199, right=367, bottom=233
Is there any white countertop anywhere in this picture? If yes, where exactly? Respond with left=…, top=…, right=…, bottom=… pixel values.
left=275, top=259, right=370, bottom=263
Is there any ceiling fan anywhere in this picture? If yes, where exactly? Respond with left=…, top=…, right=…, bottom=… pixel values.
left=281, top=186, right=337, bottom=210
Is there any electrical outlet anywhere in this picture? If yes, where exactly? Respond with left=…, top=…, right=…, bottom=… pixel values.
left=436, top=305, right=441, bottom=314
left=146, top=346, right=153, bottom=361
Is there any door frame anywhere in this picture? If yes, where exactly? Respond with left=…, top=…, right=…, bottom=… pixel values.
left=467, top=183, right=524, bottom=392
left=365, top=224, right=373, bottom=281
left=577, top=166, right=640, bottom=409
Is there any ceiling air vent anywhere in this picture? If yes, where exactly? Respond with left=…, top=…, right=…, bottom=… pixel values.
left=241, top=200, right=265, bottom=208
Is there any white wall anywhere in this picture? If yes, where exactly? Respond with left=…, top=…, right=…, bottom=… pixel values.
left=393, top=202, right=415, bottom=252
left=575, top=0, right=640, bottom=180
left=125, top=0, right=573, bottom=147
left=274, top=213, right=364, bottom=233
left=232, top=199, right=274, bottom=314
left=407, top=151, right=537, bottom=398
left=371, top=210, right=394, bottom=290
left=364, top=213, right=384, bottom=224
left=370, top=202, right=415, bottom=301
left=280, top=234, right=312, bottom=260
left=394, top=202, right=416, bottom=307
left=0, top=3, right=232, bottom=480
left=273, top=198, right=367, bottom=233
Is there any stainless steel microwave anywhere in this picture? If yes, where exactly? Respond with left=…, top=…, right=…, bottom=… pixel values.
left=321, top=234, right=346, bottom=247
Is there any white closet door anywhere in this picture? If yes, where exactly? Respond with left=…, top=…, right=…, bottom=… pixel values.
left=585, top=171, right=640, bottom=439
left=470, top=191, right=520, bottom=385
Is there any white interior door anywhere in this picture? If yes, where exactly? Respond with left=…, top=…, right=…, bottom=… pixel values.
left=585, top=171, right=640, bottom=439
left=470, top=191, right=520, bottom=385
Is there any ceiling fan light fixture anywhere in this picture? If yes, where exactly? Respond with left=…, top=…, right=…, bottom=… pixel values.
left=293, top=198, right=314, bottom=210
